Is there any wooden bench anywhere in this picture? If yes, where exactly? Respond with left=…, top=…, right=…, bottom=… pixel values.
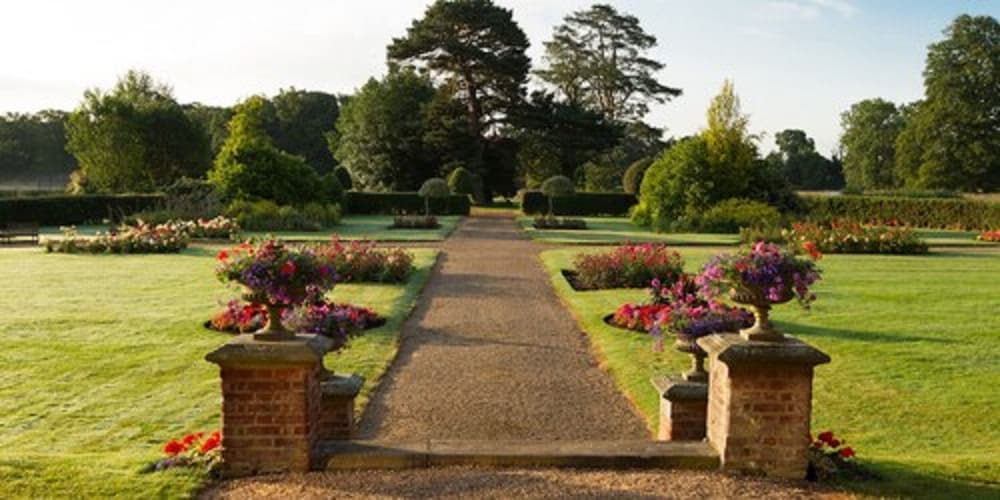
left=0, top=222, right=40, bottom=244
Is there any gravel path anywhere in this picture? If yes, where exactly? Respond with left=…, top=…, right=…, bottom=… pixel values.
left=203, top=467, right=845, bottom=499
left=357, top=215, right=648, bottom=440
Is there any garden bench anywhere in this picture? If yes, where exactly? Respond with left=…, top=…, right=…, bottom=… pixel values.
left=0, top=222, right=40, bottom=244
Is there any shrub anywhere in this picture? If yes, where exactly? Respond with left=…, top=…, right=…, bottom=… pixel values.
left=314, top=238, right=414, bottom=283
left=343, top=192, right=470, bottom=215
left=520, top=192, right=636, bottom=216
left=44, top=223, right=189, bottom=254
left=447, top=167, right=477, bottom=198
left=582, top=162, right=625, bottom=192
left=978, top=229, right=1000, bottom=243
left=208, top=137, right=321, bottom=205
left=572, top=244, right=684, bottom=289
left=0, top=194, right=163, bottom=226
left=738, top=226, right=786, bottom=245
left=622, top=157, right=653, bottom=194
left=320, top=173, right=345, bottom=205
left=225, top=200, right=340, bottom=231
left=532, top=215, right=587, bottom=230
left=418, top=178, right=450, bottom=215
left=392, top=215, right=440, bottom=229
left=687, top=198, right=782, bottom=233
left=334, top=166, right=354, bottom=190
left=801, top=194, right=1000, bottom=230
left=783, top=221, right=929, bottom=254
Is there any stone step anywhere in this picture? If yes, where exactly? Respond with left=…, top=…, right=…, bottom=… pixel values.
left=317, top=439, right=719, bottom=470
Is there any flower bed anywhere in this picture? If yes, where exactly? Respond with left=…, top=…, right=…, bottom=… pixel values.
left=144, top=430, right=221, bottom=473
left=978, top=229, right=1000, bottom=243
left=781, top=221, right=929, bottom=255
left=44, top=222, right=189, bottom=254
left=533, top=215, right=588, bottom=230
left=207, top=300, right=384, bottom=346
left=570, top=243, right=684, bottom=290
left=391, top=215, right=440, bottom=229
left=170, top=216, right=240, bottom=239
left=807, top=430, right=873, bottom=482
left=314, top=238, right=414, bottom=283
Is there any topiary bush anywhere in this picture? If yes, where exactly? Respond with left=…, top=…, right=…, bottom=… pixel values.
left=447, top=167, right=477, bottom=199
left=687, top=198, right=782, bottom=233
left=622, top=157, right=653, bottom=194
left=418, top=177, right=450, bottom=215
left=541, top=175, right=575, bottom=215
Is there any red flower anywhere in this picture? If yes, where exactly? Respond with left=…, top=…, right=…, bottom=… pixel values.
left=839, top=447, right=855, bottom=458
left=217, top=250, right=229, bottom=261
left=829, top=439, right=841, bottom=448
left=182, top=433, right=199, bottom=446
left=280, top=260, right=297, bottom=276
left=200, top=434, right=221, bottom=453
left=163, top=439, right=185, bottom=456
left=803, top=241, right=823, bottom=260
left=817, top=431, right=834, bottom=444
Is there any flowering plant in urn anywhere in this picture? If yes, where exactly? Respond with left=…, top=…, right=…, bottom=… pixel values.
left=215, top=240, right=336, bottom=340
left=697, top=241, right=821, bottom=341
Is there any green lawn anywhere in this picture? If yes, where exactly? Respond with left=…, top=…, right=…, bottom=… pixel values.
left=515, top=216, right=988, bottom=248
left=517, top=217, right=739, bottom=245
left=542, top=247, right=1000, bottom=498
left=0, top=246, right=438, bottom=499
left=39, top=215, right=462, bottom=243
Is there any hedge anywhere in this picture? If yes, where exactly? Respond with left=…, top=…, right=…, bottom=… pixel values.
left=343, top=192, right=471, bottom=215
left=521, top=191, right=637, bottom=216
left=801, top=195, right=1000, bottom=230
left=0, top=194, right=164, bottom=226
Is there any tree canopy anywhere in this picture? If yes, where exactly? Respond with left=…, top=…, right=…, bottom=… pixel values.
left=538, top=3, right=681, bottom=122
left=839, top=98, right=904, bottom=190
left=766, top=129, right=844, bottom=190
left=65, top=70, right=212, bottom=193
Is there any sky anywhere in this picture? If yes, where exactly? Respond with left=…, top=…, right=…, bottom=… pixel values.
left=1, top=0, right=998, bottom=154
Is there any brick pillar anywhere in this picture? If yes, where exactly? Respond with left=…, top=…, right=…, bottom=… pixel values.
left=698, top=334, right=830, bottom=479
left=652, top=376, right=708, bottom=441
left=206, top=333, right=333, bottom=477
left=319, top=373, right=363, bottom=440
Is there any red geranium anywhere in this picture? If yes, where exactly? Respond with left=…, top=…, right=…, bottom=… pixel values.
left=817, top=431, right=834, bottom=444
left=839, top=447, right=855, bottom=459
left=217, top=250, right=229, bottom=261
left=200, top=431, right=222, bottom=453
left=163, top=439, right=185, bottom=456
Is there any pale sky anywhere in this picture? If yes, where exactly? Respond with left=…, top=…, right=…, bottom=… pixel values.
left=2, top=0, right=998, bottom=154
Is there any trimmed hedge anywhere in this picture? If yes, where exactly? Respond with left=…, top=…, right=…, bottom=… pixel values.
left=0, top=194, right=164, bottom=226
left=802, top=195, right=1000, bottom=230
left=344, top=192, right=471, bottom=215
left=521, top=191, right=636, bottom=216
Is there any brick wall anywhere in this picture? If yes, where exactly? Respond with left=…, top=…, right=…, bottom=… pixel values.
left=660, top=399, right=707, bottom=441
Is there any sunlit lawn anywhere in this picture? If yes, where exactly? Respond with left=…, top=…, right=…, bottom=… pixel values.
left=0, top=246, right=437, bottom=499
left=542, top=247, right=1000, bottom=499
left=39, top=215, right=462, bottom=243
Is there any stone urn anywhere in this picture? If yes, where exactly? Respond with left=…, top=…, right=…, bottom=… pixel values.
left=673, top=333, right=708, bottom=383
left=241, top=287, right=295, bottom=341
left=728, top=283, right=794, bottom=342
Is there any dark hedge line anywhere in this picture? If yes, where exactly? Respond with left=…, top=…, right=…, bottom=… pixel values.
left=802, top=195, right=1000, bottom=230
left=0, top=194, right=164, bottom=226
left=344, top=192, right=471, bottom=215
left=520, top=191, right=637, bottom=216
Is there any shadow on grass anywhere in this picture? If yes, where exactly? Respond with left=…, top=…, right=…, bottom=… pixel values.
left=833, top=460, right=999, bottom=500
left=783, top=323, right=957, bottom=344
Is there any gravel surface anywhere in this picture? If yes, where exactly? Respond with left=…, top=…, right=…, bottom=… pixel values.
left=357, top=216, right=648, bottom=440
left=202, top=467, right=847, bottom=499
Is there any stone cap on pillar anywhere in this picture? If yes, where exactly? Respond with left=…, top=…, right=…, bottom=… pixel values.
left=651, top=376, right=708, bottom=401
left=205, top=333, right=333, bottom=367
left=321, top=373, right=364, bottom=399
left=697, top=333, right=830, bottom=368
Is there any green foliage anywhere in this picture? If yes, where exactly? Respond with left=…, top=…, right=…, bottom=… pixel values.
left=582, top=161, right=626, bottom=192
left=332, top=70, right=437, bottom=191
left=65, top=70, right=212, bottom=193
left=334, top=165, right=354, bottom=190
left=0, top=110, right=75, bottom=185
left=129, top=177, right=224, bottom=223
left=895, top=15, right=1000, bottom=191
left=520, top=191, right=636, bottom=216
left=343, top=192, right=471, bottom=215
left=267, top=88, right=340, bottom=174
left=208, top=96, right=322, bottom=205
left=839, top=98, right=904, bottom=190
left=447, top=167, right=476, bottom=197
left=541, top=175, right=575, bottom=198
left=537, top=4, right=680, bottom=121
left=686, top=198, right=782, bottom=234
left=802, top=195, right=1000, bottom=230
left=418, top=177, right=450, bottom=214
left=767, top=129, right=844, bottom=190
left=183, top=103, right=232, bottom=155
left=0, top=194, right=163, bottom=225
left=225, top=200, right=340, bottom=231
left=320, top=172, right=345, bottom=205
left=622, top=157, right=653, bottom=194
